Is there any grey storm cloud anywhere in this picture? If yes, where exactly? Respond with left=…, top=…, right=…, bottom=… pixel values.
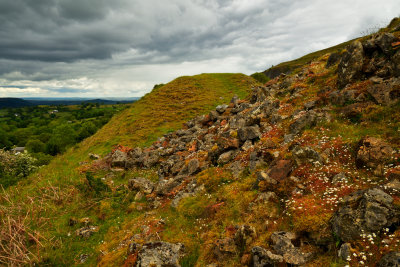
left=0, top=0, right=399, bottom=97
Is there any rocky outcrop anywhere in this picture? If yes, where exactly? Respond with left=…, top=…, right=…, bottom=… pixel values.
left=251, top=246, right=283, bottom=266
left=325, top=52, right=341, bottom=68
left=291, top=146, right=324, bottom=166
left=111, top=150, right=128, bottom=168
left=331, top=188, right=400, bottom=242
left=367, top=78, right=400, bottom=105
left=289, top=111, right=317, bottom=135
left=337, top=32, right=400, bottom=90
left=238, top=125, right=261, bottom=142
left=251, top=232, right=312, bottom=266
left=128, top=177, right=155, bottom=194
left=356, top=137, right=393, bottom=175
left=337, top=41, right=364, bottom=89
left=136, top=242, right=185, bottom=267
left=267, top=159, right=293, bottom=182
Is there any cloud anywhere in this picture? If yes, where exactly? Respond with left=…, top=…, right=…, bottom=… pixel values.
left=0, top=0, right=400, bottom=97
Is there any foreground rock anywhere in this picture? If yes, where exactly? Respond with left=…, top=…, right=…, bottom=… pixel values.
left=378, top=251, right=400, bottom=267
left=136, top=241, right=185, bottom=267
left=337, top=41, right=364, bottom=89
left=251, top=232, right=312, bottom=266
left=356, top=137, right=393, bottom=175
left=332, top=188, right=400, bottom=242
left=128, top=177, right=155, bottom=194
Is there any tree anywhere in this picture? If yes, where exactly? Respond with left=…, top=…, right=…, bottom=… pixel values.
left=46, top=124, right=77, bottom=155
left=26, top=139, right=45, bottom=153
left=0, top=128, right=11, bottom=149
left=77, top=121, right=97, bottom=141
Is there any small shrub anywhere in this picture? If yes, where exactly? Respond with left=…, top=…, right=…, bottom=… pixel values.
left=80, top=172, right=110, bottom=196
left=250, top=72, right=270, bottom=84
left=0, top=149, right=37, bottom=187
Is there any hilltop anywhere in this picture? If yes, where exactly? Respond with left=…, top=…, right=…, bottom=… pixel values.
left=1, top=18, right=400, bottom=267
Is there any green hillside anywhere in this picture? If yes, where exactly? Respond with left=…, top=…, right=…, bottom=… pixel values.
left=0, top=73, right=259, bottom=265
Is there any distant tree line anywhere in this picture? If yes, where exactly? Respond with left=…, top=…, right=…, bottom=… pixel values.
left=0, top=103, right=127, bottom=167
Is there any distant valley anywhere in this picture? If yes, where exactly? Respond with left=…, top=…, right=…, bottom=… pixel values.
left=0, top=97, right=139, bottom=109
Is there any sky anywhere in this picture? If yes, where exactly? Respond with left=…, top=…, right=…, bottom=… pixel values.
left=0, top=0, right=399, bottom=98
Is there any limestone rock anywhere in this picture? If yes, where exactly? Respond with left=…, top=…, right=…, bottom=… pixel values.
left=367, top=78, right=400, bottom=105
left=128, top=177, right=155, bottom=194
left=292, top=146, right=324, bottom=166
left=216, top=104, right=228, bottom=113
left=337, top=41, right=364, bottom=89
left=217, top=150, right=237, bottom=165
left=289, top=111, right=317, bottom=135
left=111, top=150, right=128, bottom=168
left=356, top=137, right=393, bottom=174
left=325, top=52, right=341, bottom=68
left=136, top=241, right=184, bottom=267
left=331, top=188, right=400, bottom=242
left=251, top=246, right=283, bottom=267
left=267, top=160, right=293, bottom=182
left=187, top=158, right=200, bottom=175
left=238, top=125, right=261, bottom=142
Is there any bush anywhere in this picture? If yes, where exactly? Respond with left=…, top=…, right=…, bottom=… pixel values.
left=26, top=139, right=46, bottom=153
left=80, top=172, right=110, bottom=197
left=251, top=72, right=270, bottom=84
left=0, top=149, right=37, bottom=187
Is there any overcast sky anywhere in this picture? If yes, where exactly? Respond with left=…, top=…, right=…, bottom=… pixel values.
left=0, top=0, right=399, bottom=98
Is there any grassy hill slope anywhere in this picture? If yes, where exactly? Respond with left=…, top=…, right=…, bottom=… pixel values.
left=0, top=73, right=259, bottom=265
left=262, top=17, right=400, bottom=79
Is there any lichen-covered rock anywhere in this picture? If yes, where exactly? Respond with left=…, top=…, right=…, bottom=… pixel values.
left=75, top=226, right=99, bottom=238
left=128, top=177, right=155, bottom=194
left=187, top=158, right=200, bottom=175
left=337, top=41, right=365, bottom=89
left=213, top=237, right=236, bottom=257
left=143, top=151, right=160, bottom=168
left=289, top=111, right=317, bottom=135
left=238, top=125, right=261, bottom=142
left=111, top=150, right=128, bottom=168
left=251, top=246, right=283, bottom=267
left=136, top=241, right=184, bottom=267
left=267, top=159, right=293, bottom=182
left=325, top=52, right=341, bottom=68
left=367, top=78, right=400, bottom=105
left=269, top=232, right=312, bottom=265
left=291, top=146, right=324, bottom=166
left=331, top=188, right=400, bottom=242
left=217, top=150, right=237, bottom=165
left=375, top=32, right=396, bottom=55
left=216, top=104, right=228, bottom=113
left=356, top=137, right=393, bottom=175
left=378, top=251, right=400, bottom=267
